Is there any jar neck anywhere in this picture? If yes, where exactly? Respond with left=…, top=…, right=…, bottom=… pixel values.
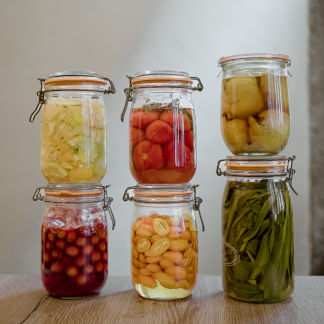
left=225, top=175, right=287, bottom=182
left=222, top=60, right=289, bottom=78
left=134, top=200, right=193, bottom=208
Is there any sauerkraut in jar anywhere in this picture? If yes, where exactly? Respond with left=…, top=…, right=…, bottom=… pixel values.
left=31, top=71, right=115, bottom=184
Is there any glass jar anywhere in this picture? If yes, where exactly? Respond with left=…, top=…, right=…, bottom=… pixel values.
left=33, top=185, right=115, bottom=298
left=122, top=71, right=203, bottom=184
left=123, top=184, right=204, bottom=300
left=30, top=71, right=115, bottom=184
left=218, top=54, right=291, bottom=155
left=217, top=156, right=296, bottom=303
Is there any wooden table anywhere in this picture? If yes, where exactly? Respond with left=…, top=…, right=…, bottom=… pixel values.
left=0, top=275, right=323, bottom=324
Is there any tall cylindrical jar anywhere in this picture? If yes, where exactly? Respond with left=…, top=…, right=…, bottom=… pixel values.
left=30, top=71, right=115, bottom=184
left=218, top=54, right=291, bottom=155
left=217, top=156, right=296, bottom=303
left=122, top=71, right=203, bottom=184
left=33, top=185, right=115, bottom=298
left=123, top=184, right=204, bottom=300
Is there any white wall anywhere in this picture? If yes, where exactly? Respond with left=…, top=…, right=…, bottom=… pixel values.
left=0, top=0, right=310, bottom=275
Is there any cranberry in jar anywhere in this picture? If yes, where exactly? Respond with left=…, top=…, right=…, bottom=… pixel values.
left=34, top=185, right=115, bottom=298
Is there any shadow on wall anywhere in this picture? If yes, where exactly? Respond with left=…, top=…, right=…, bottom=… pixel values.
left=309, top=0, right=324, bottom=275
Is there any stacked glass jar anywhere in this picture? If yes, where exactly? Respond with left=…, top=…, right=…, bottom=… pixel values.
left=121, top=71, right=205, bottom=300
left=30, top=71, right=116, bottom=298
left=217, top=54, right=296, bottom=303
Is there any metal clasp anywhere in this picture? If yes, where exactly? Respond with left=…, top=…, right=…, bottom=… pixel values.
left=29, top=78, right=46, bottom=122
left=102, top=185, right=116, bottom=230
left=122, top=185, right=138, bottom=201
left=190, top=76, right=204, bottom=91
left=32, top=187, right=45, bottom=201
left=102, top=77, right=116, bottom=95
left=216, top=159, right=227, bottom=176
left=287, top=155, right=298, bottom=195
left=121, top=76, right=134, bottom=122
left=192, top=184, right=205, bottom=232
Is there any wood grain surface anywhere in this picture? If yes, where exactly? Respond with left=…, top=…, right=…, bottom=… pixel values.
left=0, top=275, right=323, bottom=324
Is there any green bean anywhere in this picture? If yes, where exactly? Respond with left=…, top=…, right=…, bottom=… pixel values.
left=222, top=181, right=294, bottom=303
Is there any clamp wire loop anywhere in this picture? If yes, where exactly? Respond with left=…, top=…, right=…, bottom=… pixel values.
left=30, top=79, right=46, bottom=122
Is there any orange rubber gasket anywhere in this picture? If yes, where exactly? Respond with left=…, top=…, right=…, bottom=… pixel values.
left=44, top=77, right=108, bottom=86
left=131, top=77, right=192, bottom=85
left=134, top=190, right=193, bottom=197
left=219, top=54, right=291, bottom=65
left=226, top=162, right=288, bottom=172
left=45, top=190, right=103, bottom=197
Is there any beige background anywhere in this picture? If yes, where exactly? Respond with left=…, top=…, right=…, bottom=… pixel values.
left=0, top=0, right=310, bottom=275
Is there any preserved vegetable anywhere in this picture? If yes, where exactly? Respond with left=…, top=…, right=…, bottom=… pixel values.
left=41, top=97, right=106, bottom=183
left=222, top=180, right=294, bottom=302
left=131, top=213, right=198, bottom=299
left=130, top=106, right=195, bottom=184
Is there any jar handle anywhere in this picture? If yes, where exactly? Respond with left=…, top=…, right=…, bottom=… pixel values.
left=192, top=184, right=205, bottom=232
left=32, top=187, right=45, bottom=201
left=102, top=77, right=116, bottom=94
left=29, top=79, right=46, bottom=122
left=190, top=76, right=204, bottom=91
left=287, top=155, right=298, bottom=195
left=216, top=159, right=227, bottom=176
left=122, top=185, right=138, bottom=201
left=121, top=76, right=134, bottom=122
left=102, top=185, right=116, bottom=230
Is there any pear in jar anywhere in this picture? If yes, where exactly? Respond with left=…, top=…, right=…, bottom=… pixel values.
left=248, top=110, right=290, bottom=154
left=221, top=76, right=264, bottom=119
left=221, top=117, right=249, bottom=154
left=260, top=74, right=290, bottom=113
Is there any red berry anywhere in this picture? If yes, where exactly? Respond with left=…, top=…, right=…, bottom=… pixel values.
left=75, top=256, right=87, bottom=267
left=91, top=250, right=101, bottom=263
left=45, top=241, right=53, bottom=250
left=65, top=246, right=79, bottom=258
left=47, top=232, right=56, bottom=242
left=83, top=264, right=94, bottom=274
left=75, top=274, right=87, bottom=286
left=66, top=231, right=77, bottom=243
left=102, top=252, right=108, bottom=261
left=51, top=249, right=62, bottom=259
left=83, top=244, right=94, bottom=256
left=50, top=262, right=64, bottom=274
left=43, top=251, right=51, bottom=263
left=104, top=263, right=108, bottom=273
left=98, top=229, right=107, bottom=240
left=56, top=240, right=66, bottom=250
left=97, top=241, right=106, bottom=252
left=90, top=235, right=99, bottom=245
left=76, top=237, right=87, bottom=247
left=57, top=231, right=66, bottom=239
left=65, top=265, right=79, bottom=278
left=95, top=261, right=104, bottom=273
